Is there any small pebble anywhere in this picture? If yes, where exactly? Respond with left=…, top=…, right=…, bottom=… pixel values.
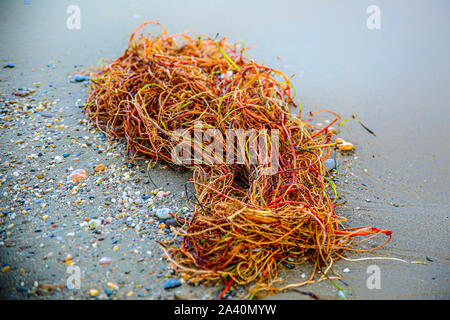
left=156, top=208, right=172, bottom=220
left=1, top=266, right=11, bottom=273
left=99, top=257, right=113, bottom=266
left=71, top=74, right=90, bottom=82
left=163, top=278, right=182, bottom=290
left=89, top=219, right=101, bottom=230
left=337, top=138, right=355, bottom=152
left=69, top=169, right=88, bottom=183
left=54, top=156, right=64, bottom=163
left=14, top=90, right=30, bottom=97
left=94, top=164, right=106, bottom=172
left=324, top=158, right=336, bottom=171
left=88, top=289, right=99, bottom=297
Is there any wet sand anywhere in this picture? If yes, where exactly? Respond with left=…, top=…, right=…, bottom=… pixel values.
left=0, top=0, right=448, bottom=299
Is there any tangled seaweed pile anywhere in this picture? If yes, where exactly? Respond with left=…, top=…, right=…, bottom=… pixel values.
left=85, top=21, right=391, bottom=297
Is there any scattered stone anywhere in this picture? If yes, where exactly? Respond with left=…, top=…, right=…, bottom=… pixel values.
left=106, top=282, right=118, bottom=290
left=88, top=289, right=99, bottom=297
left=41, top=283, right=65, bottom=291
left=328, top=126, right=338, bottom=134
left=337, top=138, right=355, bottom=152
left=94, top=164, right=105, bottom=172
left=69, top=169, right=88, bottom=183
left=89, top=219, right=102, bottom=230
left=156, top=190, right=170, bottom=199
left=155, top=208, right=172, bottom=220
left=40, top=112, right=54, bottom=118
left=13, top=89, right=30, bottom=97
left=71, top=74, right=90, bottom=83
left=324, top=158, right=336, bottom=171
left=54, top=155, right=64, bottom=163
left=163, top=278, right=182, bottom=290
left=1, top=266, right=11, bottom=273
left=99, top=257, right=113, bottom=266
left=174, top=288, right=194, bottom=300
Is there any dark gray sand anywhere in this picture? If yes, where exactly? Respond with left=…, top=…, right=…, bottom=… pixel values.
left=0, top=0, right=448, bottom=300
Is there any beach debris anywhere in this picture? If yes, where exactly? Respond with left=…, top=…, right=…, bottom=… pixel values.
left=88, top=289, right=99, bottom=297
left=339, top=114, right=376, bottom=136
left=71, top=74, right=90, bottom=83
left=337, top=138, right=355, bottom=152
left=323, top=159, right=336, bottom=171
left=94, top=163, right=106, bottom=172
left=163, top=278, right=182, bottom=290
left=1, top=266, right=11, bottom=273
left=13, top=89, right=30, bottom=97
left=69, top=169, right=88, bottom=183
left=324, top=151, right=337, bottom=171
left=85, top=21, right=392, bottom=297
left=99, top=257, right=113, bottom=266
left=155, top=208, right=171, bottom=220
left=156, top=190, right=170, bottom=199
left=89, top=219, right=102, bottom=230
left=54, top=155, right=64, bottom=163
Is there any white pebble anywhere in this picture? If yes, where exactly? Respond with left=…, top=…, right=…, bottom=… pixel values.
left=54, top=156, right=64, bottom=163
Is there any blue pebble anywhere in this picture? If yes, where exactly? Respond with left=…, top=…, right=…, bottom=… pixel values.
left=71, top=74, right=90, bottom=82
left=324, top=158, right=336, bottom=171
left=104, top=288, right=113, bottom=296
left=163, top=278, right=181, bottom=290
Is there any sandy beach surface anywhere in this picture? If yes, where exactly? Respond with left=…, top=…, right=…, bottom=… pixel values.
left=0, top=0, right=448, bottom=300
